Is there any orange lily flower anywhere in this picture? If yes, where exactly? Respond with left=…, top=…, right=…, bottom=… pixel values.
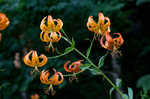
left=40, top=69, right=64, bottom=95
left=100, top=32, right=124, bottom=53
left=64, top=60, right=83, bottom=73
left=40, top=15, right=63, bottom=52
left=87, top=12, right=110, bottom=38
left=24, top=50, right=47, bottom=71
left=0, top=13, right=10, bottom=31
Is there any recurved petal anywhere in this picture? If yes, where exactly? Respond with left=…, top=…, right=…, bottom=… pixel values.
left=38, top=54, right=48, bottom=67
left=50, top=32, right=61, bottom=42
left=40, top=16, right=48, bottom=32
left=72, top=60, right=83, bottom=67
left=98, top=13, right=105, bottom=25
left=87, top=16, right=98, bottom=33
left=24, top=50, right=34, bottom=67
left=44, top=32, right=51, bottom=42
left=69, top=63, right=80, bottom=72
left=40, top=31, right=50, bottom=42
left=56, top=31, right=62, bottom=42
left=32, top=51, right=39, bottom=66
left=100, top=35, right=109, bottom=50
left=55, top=72, right=64, bottom=85
left=113, top=33, right=124, bottom=46
left=55, top=19, right=63, bottom=32
left=40, top=70, right=51, bottom=85
left=64, top=61, right=71, bottom=72
left=52, top=69, right=59, bottom=85
left=104, top=17, right=111, bottom=32
left=105, top=32, right=113, bottom=43
left=40, top=31, right=45, bottom=42
left=69, top=60, right=83, bottom=72
left=47, top=15, right=55, bottom=32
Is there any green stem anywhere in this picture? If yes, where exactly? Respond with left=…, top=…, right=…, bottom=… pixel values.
left=61, top=29, right=70, bottom=40
left=101, top=72, right=124, bottom=97
left=48, top=48, right=74, bottom=59
left=63, top=70, right=84, bottom=77
left=86, top=37, right=94, bottom=58
left=61, top=35, right=125, bottom=99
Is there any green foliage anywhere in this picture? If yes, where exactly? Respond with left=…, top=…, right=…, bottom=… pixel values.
left=109, top=78, right=122, bottom=99
left=109, top=79, right=133, bottom=99
left=80, top=63, right=91, bottom=71
left=98, top=51, right=109, bottom=68
left=64, top=38, right=75, bottom=53
left=137, top=75, right=150, bottom=91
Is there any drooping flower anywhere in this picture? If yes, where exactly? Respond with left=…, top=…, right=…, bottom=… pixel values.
left=40, top=69, right=64, bottom=95
left=87, top=12, right=110, bottom=38
left=100, top=32, right=124, bottom=54
left=64, top=60, right=83, bottom=82
left=24, top=50, right=47, bottom=71
left=40, top=15, right=63, bottom=51
left=64, top=60, right=83, bottom=73
left=0, top=13, right=10, bottom=31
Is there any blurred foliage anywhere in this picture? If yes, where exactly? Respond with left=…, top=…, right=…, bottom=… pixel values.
left=0, top=0, right=150, bottom=99
left=137, top=75, right=150, bottom=91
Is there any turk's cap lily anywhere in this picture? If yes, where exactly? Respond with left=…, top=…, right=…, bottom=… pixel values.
left=24, top=50, right=47, bottom=67
left=64, top=60, right=83, bottom=73
left=40, top=15, right=63, bottom=33
left=40, top=69, right=64, bottom=85
left=100, top=32, right=124, bottom=51
left=87, top=12, right=110, bottom=37
left=0, top=13, right=10, bottom=31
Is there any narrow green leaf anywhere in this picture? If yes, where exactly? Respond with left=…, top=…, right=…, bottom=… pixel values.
left=86, top=38, right=94, bottom=58
left=98, top=51, right=109, bottom=68
left=86, top=47, right=91, bottom=58
left=72, top=38, right=75, bottom=47
left=89, top=68, right=102, bottom=75
left=79, top=63, right=91, bottom=71
left=48, top=49, right=73, bottom=59
left=128, top=87, right=133, bottom=99
left=109, top=87, right=114, bottom=99
left=64, top=47, right=74, bottom=52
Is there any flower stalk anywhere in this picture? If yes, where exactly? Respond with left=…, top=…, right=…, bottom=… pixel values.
left=61, top=29, right=125, bottom=99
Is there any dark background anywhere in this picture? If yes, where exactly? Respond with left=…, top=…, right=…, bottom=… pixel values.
left=0, top=0, right=150, bottom=99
